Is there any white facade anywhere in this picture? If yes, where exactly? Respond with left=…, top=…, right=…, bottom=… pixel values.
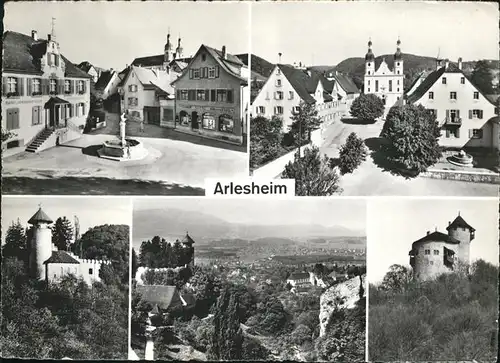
left=410, top=62, right=498, bottom=149
left=100, top=71, right=121, bottom=100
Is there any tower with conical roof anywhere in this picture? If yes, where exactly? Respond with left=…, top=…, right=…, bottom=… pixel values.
left=181, top=232, right=195, bottom=267
left=28, top=206, right=54, bottom=280
left=446, top=212, right=475, bottom=265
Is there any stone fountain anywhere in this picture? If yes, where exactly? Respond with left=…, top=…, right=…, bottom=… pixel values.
left=447, top=149, right=474, bottom=168
left=97, top=113, right=148, bottom=161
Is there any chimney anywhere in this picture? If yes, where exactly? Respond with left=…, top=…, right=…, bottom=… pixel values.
left=222, top=45, right=226, bottom=59
left=426, top=231, right=430, bottom=236
left=278, top=52, right=282, bottom=64
left=47, top=34, right=52, bottom=42
left=448, top=221, right=451, bottom=226
left=445, top=58, right=449, bottom=69
left=31, top=30, right=38, bottom=40
left=458, top=57, right=463, bottom=70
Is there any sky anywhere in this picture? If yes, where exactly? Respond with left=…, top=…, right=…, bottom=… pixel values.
left=4, top=2, right=250, bottom=70
left=133, top=197, right=366, bottom=231
left=1, top=197, right=132, bottom=244
left=367, top=198, right=499, bottom=284
left=252, top=2, right=499, bottom=66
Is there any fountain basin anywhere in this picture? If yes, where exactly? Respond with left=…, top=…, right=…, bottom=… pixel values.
left=97, top=138, right=148, bottom=161
left=447, top=151, right=474, bottom=168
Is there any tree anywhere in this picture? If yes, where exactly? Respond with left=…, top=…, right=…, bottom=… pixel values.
left=291, top=324, right=313, bottom=345
left=2, top=219, right=28, bottom=263
left=470, top=60, right=495, bottom=94
left=282, top=146, right=342, bottom=196
left=350, top=93, right=385, bottom=121
left=380, top=264, right=413, bottom=292
left=52, top=217, right=74, bottom=251
left=338, top=132, right=368, bottom=175
left=131, top=248, right=138, bottom=280
left=381, top=104, right=442, bottom=175
left=289, top=100, right=322, bottom=146
left=250, top=115, right=284, bottom=169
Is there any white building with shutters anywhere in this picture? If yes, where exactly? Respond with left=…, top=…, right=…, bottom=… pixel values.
left=405, top=58, right=499, bottom=149
left=1, top=29, right=91, bottom=156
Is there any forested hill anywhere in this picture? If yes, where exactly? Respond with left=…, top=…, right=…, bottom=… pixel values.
left=235, top=53, right=275, bottom=78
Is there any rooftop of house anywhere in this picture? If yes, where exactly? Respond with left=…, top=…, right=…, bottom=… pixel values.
left=412, top=231, right=461, bottom=249
left=446, top=215, right=475, bottom=232
left=2, top=31, right=92, bottom=79
left=44, top=251, right=80, bottom=264
left=288, top=272, right=310, bottom=280
left=136, top=285, right=183, bottom=311
left=77, top=61, right=94, bottom=73
left=125, top=66, right=175, bottom=95
left=131, top=54, right=192, bottom=68
left=180, top=233, right=195, bottom=245
left=28, top=207, right=53, bottom=225
left=334, top=72, right=360, bottom=94
left=94, top=70, right=115, bottom=90
left=278, top=64, right=318, bottom=104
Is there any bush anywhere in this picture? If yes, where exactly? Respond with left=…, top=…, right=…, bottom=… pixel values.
left=350, top=94, right=384, bottom=121
left=338, top=132, right=368, bottom=174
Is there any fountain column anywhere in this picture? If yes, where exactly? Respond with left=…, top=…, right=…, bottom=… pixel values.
left=120, top=113, right=127, bottom=146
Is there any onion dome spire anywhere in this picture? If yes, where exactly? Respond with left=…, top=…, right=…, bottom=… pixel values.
left=365, top=38, right=375, bottom=61
left=394, top=37, right=403, bottom=61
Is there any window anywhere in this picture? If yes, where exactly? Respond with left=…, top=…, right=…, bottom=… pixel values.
left=78, top=81, right=85, bottom=94
left=473, top=92, right=479, bottom=100
left=450, top=92, right=457, bottom=100
left=50, top=79, right=57, bottom=94
left=289, top=91, right=294, bottom=100
left=397, top=62, right=400, bottom=66
left=368, top=71, right=371, bottom=75
left=274, top=106, right=283, bottom=115
left=32, top=78, right=41, bottom=94
left=471, top=129, right=483, bottom=139
left=460, top=77, right=465, bottom=84
left=219, top=114, right=234, bottom=133
left=276, top=68, right=281, bottom=75
left=128, top=84, right=137, bottom=92
left=397, top=80, right=400, bottom=85
left=180, top=90, right=188, bottom=100
left=216, top=89, right=227, bottom=102
left=196, top=89, right=207, bottom=101
left=429, top=92, right=434, bottom=100
left=6, top=108, right=20, bottom=130
left=201, top=53, right=207, bottom=62
left=202, top=113, right=216, bottom=130
left=64, top=80, right=71, bottom=93
left=424, top=249, right=431, bottom=255
left=32, top=106, right=42, bottom=125
left=389, top=80, right=392, bottom=92
left=367, top=88, right=370, bottom=92
left=193, top=69, right=201, bottom=79
left=367, top=80, right=370, bottom=86
left=442, top=77, right=447, bottom=84
left=208, top=67, right=216, bottom=78
left=375, top=80, right=379, bottom=92
left=275, top=91, right=283, bottom=100
left=89, top=268, right=93, bottom=275
left=397, top=70, right=400, bottom=74
left=428, top=109, right=437, bottom=117
left=7, top=77, right=18, bottom=94
left=179, top=110, right=190, bottom=126
left=397, top=88, right=400, bottom=92
left=471, top=109, right=483, bottom=119
left=276, top=79, right=282, bottom=87
left=368, top=62, right=371, bottom=67
left=128, top=97, right=138, bottom=106
left=433, top=250, right=440, bottom=255
left=256, top=106, right=265, bottom=114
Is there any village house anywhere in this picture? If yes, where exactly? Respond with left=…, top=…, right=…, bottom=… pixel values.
left=171, top=44, right=249, bottom=145
left=1, top=29, right=92, bottom=156
left=405, top=58, right=499, bottom=150
left=252, top=63, right=340, bottom=132
left=136, top=284, right=196, bottom=316
left=325, top=70, right=361, bottom=108
left=77, top=61, right=103, bottom=83
left=95, top=69, right=121, bottom=101
left=27, top=206, right=111, bottom=286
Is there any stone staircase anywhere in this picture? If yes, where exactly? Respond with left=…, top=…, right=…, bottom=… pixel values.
left=25, top=128, right=55, bottom=153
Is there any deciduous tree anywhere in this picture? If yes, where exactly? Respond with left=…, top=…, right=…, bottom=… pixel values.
left=350, top=93, right=384, bottom=121
left=250, top=115, right=284, bottom=169
left=338, top=132, right=368, bottom=175
left=470, top=60, right=495, bottom=94
left=289, top=100, right=322, bottom=146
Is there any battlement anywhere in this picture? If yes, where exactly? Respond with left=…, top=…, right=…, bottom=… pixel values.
left=79, top=258, right=111, bottom=265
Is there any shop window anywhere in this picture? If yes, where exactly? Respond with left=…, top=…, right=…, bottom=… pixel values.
left=202, top=113, right=216, bottom=130
left=179, top=110, right=190, bottom=126
left=219, top=114, right=234, bottom=133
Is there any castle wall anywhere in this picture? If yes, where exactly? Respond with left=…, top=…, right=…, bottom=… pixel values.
left=413, top=240, right=458, bottom=281
left=46, top=263, right=79, bottom=282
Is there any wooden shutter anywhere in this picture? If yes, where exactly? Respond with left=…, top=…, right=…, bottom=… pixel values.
left=41, top=79, right=48, bottom=95
left=468, top=129, right=473, bottom=138
left=446, top=129, right=450, bottom=137
left=456, top=110, right=460, bottom=118
left=17, top=78, right=24, bottom=96
left=445, top=110, right=450, bottom=120
left=469, top=110, right=473, bottom=119
left=58, top=81, right=65, bottom=95
left=32, top=106, right=37, bottom=125
left=47, top=53, right=52, bottom=66
left=2, top=77, right=8, bottom=96
left=211, top=89, right=216, bottom=102
left=204, top=67, right=209, bottom=78
left=479, top=110, right=483, bottom=119
left=205, top=89, right=210, bottom=100
left=82, top=103, right=86, bottom=115
left=189, top=69, right=194, bottom=79
left=456, top=128, right=460, bottom=138
left=227, top=89, right=233, bottom=103
left=176, top=89, right=181, bottom=99
left=83, top=80, right=87, bottom=93
left=215, top=66, right=220, bottom=78
left=13, top=108, right=19, bottom=129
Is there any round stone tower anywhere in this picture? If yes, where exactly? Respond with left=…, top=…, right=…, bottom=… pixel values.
left=28, top=206, right=54, bottom=281
left=446, top=213, right=475, bottom=265
left=181, top=232, right=195, bottom=268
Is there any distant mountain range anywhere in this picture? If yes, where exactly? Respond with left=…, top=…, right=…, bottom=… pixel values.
left=133, top=208, right=365, bottom=246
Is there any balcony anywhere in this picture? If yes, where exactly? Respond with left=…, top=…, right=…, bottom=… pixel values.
left=442, top=117, right=462, bottom=127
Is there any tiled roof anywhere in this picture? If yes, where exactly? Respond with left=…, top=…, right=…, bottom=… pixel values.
left=323, top=91, right=333, bottom=102
left=77, top=61, right=93, bottom=73
left=334, top=73, right=359, bottom=94
left=117, top=67, right=130, bottom=87
left=132, top=54, right=164, bottom=68
left=28, top=207, right=53, bottom=224
left=2, top=31, right=92, bottom=79
left=44, top=251, right=80, bottom=264
left=181, top=233, right=195, bottom=245
left=412, top=231, right=461, bottom=247
left=95, top=70, right=114, bottom=90
left=288, top=272, right=310, bottom=280
left=279, top=64, right=317, bottom=104
left=136, top=285, right=183, bottom=311
left=446, top=215, right=475, bottom=232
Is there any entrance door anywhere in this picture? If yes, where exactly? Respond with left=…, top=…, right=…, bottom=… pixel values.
left=49, top=106, right=57, bottom=128
left=191, top=111, right=199, bottom=129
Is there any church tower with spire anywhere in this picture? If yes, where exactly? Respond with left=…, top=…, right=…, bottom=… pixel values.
left=163, top=30, right=174, bottom=69
left=175, top=36, right=183, bottom=60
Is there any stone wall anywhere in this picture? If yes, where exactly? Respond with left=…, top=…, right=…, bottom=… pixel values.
left=252, top=144, right=313, bottom=178
left=421, top=169, right=500, bottom=184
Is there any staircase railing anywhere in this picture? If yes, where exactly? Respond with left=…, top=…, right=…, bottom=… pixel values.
left=67, top=119, right=83, bottom=133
